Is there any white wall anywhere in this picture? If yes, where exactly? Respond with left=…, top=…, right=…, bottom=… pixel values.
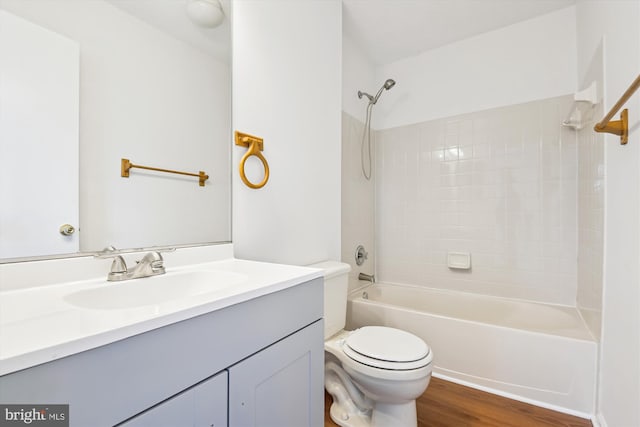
left=373, top=6, right=577, bottom=129
left=341, top=32, right=377, bottom=285
left=342, top=34, right=376, bottom=123
left=0, top=0, right=231, bottom=252
left=232, top=0, right=342, bottom=265
left=575, top=2, right=640, bottom=426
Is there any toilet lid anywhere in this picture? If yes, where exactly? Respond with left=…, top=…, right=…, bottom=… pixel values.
left=345, top=326, right=430, bottom=365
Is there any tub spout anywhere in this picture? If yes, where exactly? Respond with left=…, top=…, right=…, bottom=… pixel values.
left=359, top=272, right=375, bottom=284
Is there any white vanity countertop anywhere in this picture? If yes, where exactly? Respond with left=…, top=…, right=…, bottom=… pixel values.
left=0, top=256, right=321, bottom=376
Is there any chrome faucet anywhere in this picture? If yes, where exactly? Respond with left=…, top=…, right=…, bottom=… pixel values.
left=107, top=251, right=166, bottom=282
left=96, top=247, right=167, bottom=282
left=358, top=272, right=375, bottom=284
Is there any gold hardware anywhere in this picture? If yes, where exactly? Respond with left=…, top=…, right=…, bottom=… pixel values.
left=121, top=158, right=209, bottom=186
left=594, top=109, right=628, bottom=145
left=234, top=131, right=270, bottom=189
left=59, top=224, right=75, bottom=236
left=594, top=74, right=640, bottom=145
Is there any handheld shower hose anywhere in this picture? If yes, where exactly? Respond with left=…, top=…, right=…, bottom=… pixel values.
left=358, top=79, right=395, bottom=180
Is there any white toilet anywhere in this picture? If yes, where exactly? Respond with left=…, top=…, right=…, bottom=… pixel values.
left=311, top=261, right=433, bottom=427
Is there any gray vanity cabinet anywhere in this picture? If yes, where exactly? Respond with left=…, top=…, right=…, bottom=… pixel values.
left=0, top=277, right=323, bottom=427
left=121, top=371, right=228, bottom=427
left=229, top=320, right=323, bottom=426
left=120, top=320, right=324, bottom=427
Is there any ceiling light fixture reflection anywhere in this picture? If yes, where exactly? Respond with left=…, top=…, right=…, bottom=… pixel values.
left=186, top=0, right=225, bottom=29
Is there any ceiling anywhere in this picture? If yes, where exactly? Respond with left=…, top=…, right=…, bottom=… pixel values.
left=104, top=0, right=576, bottom=67
left=106, top=0, right=230, bottom=62
left=342, top=0, right=576, bottom=65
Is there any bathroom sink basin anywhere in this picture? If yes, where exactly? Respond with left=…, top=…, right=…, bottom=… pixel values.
left=64, top=270, right=247, bottom=310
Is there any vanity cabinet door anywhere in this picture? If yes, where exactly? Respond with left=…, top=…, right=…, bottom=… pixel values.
left=228, top=320, right=323, bottom=427
left=120, top=370, right=227, bottom=427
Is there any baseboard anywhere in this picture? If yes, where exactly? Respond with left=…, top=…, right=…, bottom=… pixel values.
left=432, top=372, right=593, bottom=421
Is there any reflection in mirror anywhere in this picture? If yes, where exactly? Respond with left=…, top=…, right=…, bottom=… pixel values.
left=0, top=0, right=231, bottom=262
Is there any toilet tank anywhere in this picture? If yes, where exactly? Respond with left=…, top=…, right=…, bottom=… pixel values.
left=308, top=261, right=351, bottom=339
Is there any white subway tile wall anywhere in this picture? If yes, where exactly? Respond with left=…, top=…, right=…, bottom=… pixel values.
left=376, top=95, right=579, bottom=305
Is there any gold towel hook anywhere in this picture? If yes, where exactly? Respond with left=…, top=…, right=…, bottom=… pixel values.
left=235, top=131, right=270, bottom=189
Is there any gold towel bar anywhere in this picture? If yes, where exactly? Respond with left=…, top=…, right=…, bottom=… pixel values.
left=235, top=131, right=270, bottom=189
left=594, top=74, right=640, bottom=145
left=121, top=158, right=209, bottom=187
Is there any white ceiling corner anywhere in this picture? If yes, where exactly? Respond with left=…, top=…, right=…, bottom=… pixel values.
left=106, top=0, right=230, bottom=62
left=342, top=0, right=577, bottom=65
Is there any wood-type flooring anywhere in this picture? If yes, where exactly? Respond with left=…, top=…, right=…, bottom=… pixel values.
left=324, top=377, right=592, bottom=427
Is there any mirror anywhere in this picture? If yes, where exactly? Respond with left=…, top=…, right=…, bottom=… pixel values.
left=0, top=0, right=231, bottom=261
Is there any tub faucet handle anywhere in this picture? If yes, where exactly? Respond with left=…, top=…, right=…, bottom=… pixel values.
left=355, top=245, right=369, bottom=266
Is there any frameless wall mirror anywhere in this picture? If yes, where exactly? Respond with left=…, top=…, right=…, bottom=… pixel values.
left=0, top=0, right=231, bottom=261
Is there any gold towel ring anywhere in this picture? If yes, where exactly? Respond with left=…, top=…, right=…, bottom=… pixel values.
left=235, top=131, right=270, bottom=189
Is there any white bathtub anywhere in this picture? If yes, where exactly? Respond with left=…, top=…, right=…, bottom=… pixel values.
left=346, top=283, right=597, bottom=417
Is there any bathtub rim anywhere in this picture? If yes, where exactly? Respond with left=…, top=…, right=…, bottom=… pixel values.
left=348, top=281, right=597, bottom=343
left=350, top=279, right=584, bottom=311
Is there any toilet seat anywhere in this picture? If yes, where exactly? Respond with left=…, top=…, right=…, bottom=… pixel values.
left=325, top=328, right=433, bottom=381
left=343, top=326, right=431, bottom=370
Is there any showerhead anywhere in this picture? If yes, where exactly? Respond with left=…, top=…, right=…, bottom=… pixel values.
left=372, top=78, right=395, bottom=104
left=358, top=78, right=396, bottom=105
